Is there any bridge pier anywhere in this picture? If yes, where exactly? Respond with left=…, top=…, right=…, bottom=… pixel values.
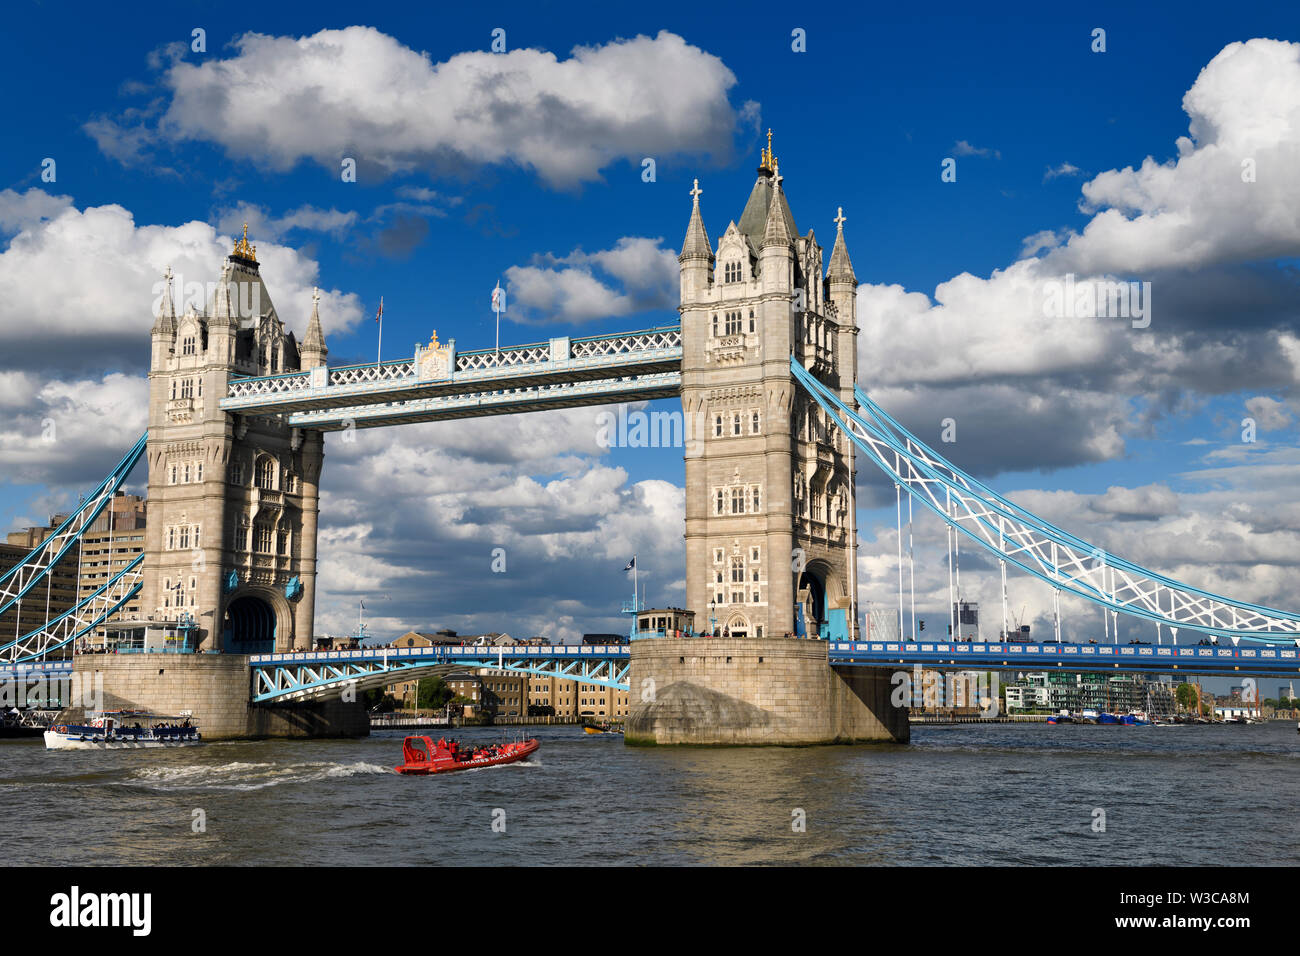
left=625, top=637, right=908, bottom=745
left=62, top=654, right=367, bottom=740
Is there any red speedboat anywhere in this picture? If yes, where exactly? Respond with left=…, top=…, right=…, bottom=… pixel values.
left=394, top=735, right=540, bottom=775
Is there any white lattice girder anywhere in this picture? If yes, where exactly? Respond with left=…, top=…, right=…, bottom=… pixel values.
left=0, top=553, right=144, bottom=663
left=251, top=654, right=630, bottom=702
left=220, top=326, right=682, bottom=418
left=791, top=360, right=1300, bottom=644
left=284, top=371, right=682, bottom=430
left=0, top=434, right=146, bottom=624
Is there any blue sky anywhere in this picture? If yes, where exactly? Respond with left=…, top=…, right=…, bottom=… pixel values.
left=1, top=0, right=1299, bottom=673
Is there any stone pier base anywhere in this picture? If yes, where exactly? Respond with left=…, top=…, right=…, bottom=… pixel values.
left=625, top=637, right=909, bottom=745
left=61, top=654, right=368, bottom=740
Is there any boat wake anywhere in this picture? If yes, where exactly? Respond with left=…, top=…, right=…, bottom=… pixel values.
left=128, top=760, right=392, bottom=791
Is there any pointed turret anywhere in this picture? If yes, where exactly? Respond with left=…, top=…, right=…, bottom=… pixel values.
left=152, top=266, right=177, bottom=335
left=210, top=260, right=236, bottom=328
left=300, top=287, right=329, bottom=369
left=680, top=178, right=713, bottom=260
left=827, top=206, right=859, bottom=392
left=827, top=206, right=856, bottom=283
left=761, top=161, right=792, bottom=249
left=679, top=178, right=714, bottom=304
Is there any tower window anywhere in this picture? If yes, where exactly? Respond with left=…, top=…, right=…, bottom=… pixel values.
left=715, top=415, right=723, bottom=438
left=711, top=314, right=718, bottom=337
left=732, top=413, right=741, bottom=436
left=748, top=310, right=755, bottom=333
left=715, top=489, right=724, bottom=515
left=731, top=487, right=745, bottom=514
left=724, top=261, right=742, bottom=283
left=256, top=457, right=275, bottom=491
left=751, top=412, right=760, bottom=434
left=725, top=310, right=742, bottom=335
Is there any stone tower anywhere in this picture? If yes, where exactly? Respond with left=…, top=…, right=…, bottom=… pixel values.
left=142, top=227, right=325, bottom=652
left=679, top=133, right=859, bottom=641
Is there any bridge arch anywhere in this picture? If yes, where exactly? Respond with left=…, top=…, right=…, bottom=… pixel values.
left=223, top=588, right=290, bottom=654
left=798, top=559, right=848, bottom=640
left=724, top=612, right=750, bottom=638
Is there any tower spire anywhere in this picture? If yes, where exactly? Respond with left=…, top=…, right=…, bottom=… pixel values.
left=828, top=205, right=856, bottom=282
left=152, top=265, right=177, bottom=334
left=302, top=286, right=329, bottom=368
left=761, top=159, right=791, bottom=248
left=759, top=128, right=777, bottom=175
left=211, top=260, right=236, bottom=327
left=679, top=177, right=713, bottom=260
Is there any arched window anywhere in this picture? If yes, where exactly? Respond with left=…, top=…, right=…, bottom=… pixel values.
left=256, top=457, right=275, bottom=490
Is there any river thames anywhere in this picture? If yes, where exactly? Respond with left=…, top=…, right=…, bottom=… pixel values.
left=4, top=722, right=1296, bottom=866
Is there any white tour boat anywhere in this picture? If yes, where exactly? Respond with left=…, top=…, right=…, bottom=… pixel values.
left=44, top=711, right=202, bottom=750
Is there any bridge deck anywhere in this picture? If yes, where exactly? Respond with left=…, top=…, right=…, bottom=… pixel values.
left=830, top=639, right=1300, bottom=677
left=219, top=326, right=683, bottom=429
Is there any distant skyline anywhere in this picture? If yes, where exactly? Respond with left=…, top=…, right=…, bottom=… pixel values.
left=2, top=0, right=1300, bottom=684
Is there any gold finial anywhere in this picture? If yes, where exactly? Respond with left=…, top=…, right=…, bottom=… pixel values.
left=233, top=222, right=258, bottom=262
left=429, top=329, right=440, bottom=349
left=760, top=128, right=777, bottom=172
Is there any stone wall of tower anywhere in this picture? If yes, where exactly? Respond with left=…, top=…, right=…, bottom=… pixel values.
left=142, top=253, right=322, bottom=652
left=680, top=170, right=858, bottom=641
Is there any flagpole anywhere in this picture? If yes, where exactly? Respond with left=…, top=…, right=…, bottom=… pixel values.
left=492, top=280, right=503, bottom=356
left=375, top=296, right=384, bottom=367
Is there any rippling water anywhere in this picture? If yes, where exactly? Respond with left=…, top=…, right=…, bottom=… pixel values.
left=3, top=722, right=1296, bottom=866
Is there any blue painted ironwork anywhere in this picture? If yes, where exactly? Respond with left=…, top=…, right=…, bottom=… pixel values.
left=791, top=359, right=1300, bottom=645
left=219, top=326, right=682, bottom=430
left=830, top=639, right=1300, bottom=678
left=0, top=553, right=145, bottom=663
left=0, top=433, right=146, bottom=622
left=249, top=643, right=631, bottom=702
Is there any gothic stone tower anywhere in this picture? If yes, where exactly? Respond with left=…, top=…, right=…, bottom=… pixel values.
left=679, top=134, right=860, bottom=642
left=142, top=229, right=327, bottom=652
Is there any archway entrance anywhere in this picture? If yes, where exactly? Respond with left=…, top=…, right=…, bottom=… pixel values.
left=797, top=568, right=827, bottom=638
left=724, top=613, right=750, bottom=639
left=224, top=595, right=276, bottom=654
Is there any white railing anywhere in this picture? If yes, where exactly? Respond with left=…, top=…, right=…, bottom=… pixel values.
left=330, top=361, right=416, bottom=386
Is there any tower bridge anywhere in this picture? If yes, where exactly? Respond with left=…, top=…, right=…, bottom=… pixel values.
left=7, top=133, right=1299, bottom=742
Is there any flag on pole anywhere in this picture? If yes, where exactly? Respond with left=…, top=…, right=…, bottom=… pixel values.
left=375, top=297, right=384, bottom=323
left=623, top=557, right=636, bottom=572
left=491, top=281, right=505, bottom=314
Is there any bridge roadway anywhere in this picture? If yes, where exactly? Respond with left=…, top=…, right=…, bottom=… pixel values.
left=830, top=638, right=1300, bottom=677
left=219, top=325, right=682, bottom=430
left=246, top=637, right=1300, bottom=703
left=7, top=637, right=1296, bottom=706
